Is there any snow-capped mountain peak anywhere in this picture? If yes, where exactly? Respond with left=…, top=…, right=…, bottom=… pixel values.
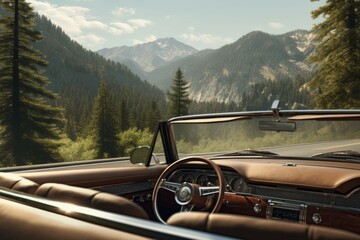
left=97, top=38, right=198, bottom=72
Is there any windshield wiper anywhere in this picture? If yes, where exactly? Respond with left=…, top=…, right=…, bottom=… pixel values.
left=311, top=150, right=360, bottom=161
left=217, top=149, right=278, bottom=157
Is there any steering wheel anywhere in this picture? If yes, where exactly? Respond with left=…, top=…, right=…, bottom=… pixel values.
left=152, top=157, right=225, bottom=224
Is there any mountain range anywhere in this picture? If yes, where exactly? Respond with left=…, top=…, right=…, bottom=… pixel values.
left=1, top=5, right=314, bottom=120
left=97, top=30, right=314, bottom=103
left=97, top=38, right=198, bottom=78
left=149, top=30, right=314, bottom=103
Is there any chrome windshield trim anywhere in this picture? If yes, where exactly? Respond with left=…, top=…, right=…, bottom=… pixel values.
left=168, top=110, right=360, bottom=124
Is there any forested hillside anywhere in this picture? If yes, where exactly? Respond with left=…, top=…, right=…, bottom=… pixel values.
left=33, top=15, right=166, bottom=137
left=147, top=30, right=313, bottom=104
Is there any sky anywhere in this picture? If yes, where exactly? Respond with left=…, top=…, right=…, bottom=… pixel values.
left=27, top=0, right=325, bottom=51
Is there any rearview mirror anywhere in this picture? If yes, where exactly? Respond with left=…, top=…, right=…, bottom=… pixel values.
left=130, top=146, right=150, bottom=165
left=259, top=120, right=296, bottom=132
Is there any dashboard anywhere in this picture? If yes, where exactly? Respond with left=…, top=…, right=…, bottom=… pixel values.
left=168, top=169, right=248, bottom=193
left=166, top=165, right=360, bottom=235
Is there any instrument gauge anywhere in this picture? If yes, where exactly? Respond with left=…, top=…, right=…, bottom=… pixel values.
left=230, top=177, right=244, bottom=192
left=182, top=174, right=195, bottom=183
left=197, top=175, right=209, bottom=186
left=171, top=174, right=183, bottom=183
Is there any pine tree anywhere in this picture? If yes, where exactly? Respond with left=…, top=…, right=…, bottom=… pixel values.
left=119, top=98, right=129, bottom=132
left=147, top=100, right=161, bottom=132
left=0, top=0, right=63, bottom=166
left=167, top=68, right=191, bottom=117
left=307, top=0, right=360, bottom=108
left=89, top=81, right=119, bottom=158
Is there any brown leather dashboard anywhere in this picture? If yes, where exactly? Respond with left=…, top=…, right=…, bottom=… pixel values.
left=213, top=158, right=360, bottom=194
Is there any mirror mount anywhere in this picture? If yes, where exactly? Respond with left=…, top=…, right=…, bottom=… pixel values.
left=271, top=100, right=281, bottom=120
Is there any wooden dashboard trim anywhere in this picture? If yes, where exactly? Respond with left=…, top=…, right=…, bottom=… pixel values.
left=221, top=193, right=360, bottom=234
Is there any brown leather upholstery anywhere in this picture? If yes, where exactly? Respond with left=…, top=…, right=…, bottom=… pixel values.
left=0, top=172, right=39, bottom=194
left=167, top=212, right=360, bottom=240
left=35, top=183, right=149, bottom=219
left=0, top=197, right=149, bottom=240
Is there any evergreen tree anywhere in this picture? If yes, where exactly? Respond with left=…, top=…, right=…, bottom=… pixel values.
left=147, top=100, right=161, bottom=132
left=119, top=98, right=129, bottom=132
left=167, top=68, right=191, bottom=117
left=0, top=0, right=63, bottom=166
left=89, top=81, right=119, bottom=158
left=307, top=0, right=360, bottom=108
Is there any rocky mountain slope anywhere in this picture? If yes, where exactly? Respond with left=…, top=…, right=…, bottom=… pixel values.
left=147, top=30, right=314, bottom=103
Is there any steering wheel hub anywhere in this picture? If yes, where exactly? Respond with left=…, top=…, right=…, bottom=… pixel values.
left=175, top=184, right=192, bottom=204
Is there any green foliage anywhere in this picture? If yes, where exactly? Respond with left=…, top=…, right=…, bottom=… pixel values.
left=59, top=137, right=96, bottom=162
left=89, top=81, right=120, bottom=158
left=146, top=100, right=161, bottom=131
left=167, top=68, right=191, bottom=117
left=240, top=74, right=311, bottom=110
left=118, top=127, right=153, bottom=155
left=0, top=0, right=64, bottom=166
left=307, top=0, right=360, bottom=108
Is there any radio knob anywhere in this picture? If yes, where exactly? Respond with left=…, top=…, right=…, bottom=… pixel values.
left=312, top=213, right=322, bottom=224
left=253, top=204, right=261, bottom=213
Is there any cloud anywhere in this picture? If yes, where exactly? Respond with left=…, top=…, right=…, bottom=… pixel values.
left=109, top=19, right=152, bottom=35
left=269, top=22, right=285, bottom=29
left=188, top=26, right=195, bottom=32
left=112, top=7, right=135, bottom=17
left=110, top=22, right=134, bottom=34
left=181, top=33, right=233, bottom=46
left=28, top=0, right=107, bottom=36
left=133, top=35, right=157, bottom=45
left=28, top=0, right=153, bottom=49
left=75, top=34, right=106, bottom=49
left=127, top=19, right=152, bottom=29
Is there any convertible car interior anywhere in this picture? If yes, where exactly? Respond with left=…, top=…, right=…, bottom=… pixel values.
left=1, top=105, right=360, bottom=240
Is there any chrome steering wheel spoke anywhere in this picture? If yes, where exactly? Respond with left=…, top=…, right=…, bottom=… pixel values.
left=199, top=186, right=220, bottom=196
left=159, top=179, right=181, bottom=193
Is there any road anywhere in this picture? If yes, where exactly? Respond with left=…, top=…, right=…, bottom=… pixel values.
left=264, top=138, right=360, bottom=157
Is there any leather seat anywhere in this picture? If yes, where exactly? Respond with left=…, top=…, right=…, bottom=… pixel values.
left=0, top=172, right=39, bottom=194
left=35, top=183, right=149, bottom=219
left=167, top=212, right=360, bottom=240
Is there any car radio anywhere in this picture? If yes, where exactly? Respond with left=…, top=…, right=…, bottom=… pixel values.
left=266, top=200, right=307, bottom=223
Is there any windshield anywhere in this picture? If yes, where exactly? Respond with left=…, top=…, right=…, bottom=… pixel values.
left=171, top=116, right=360, bottom=160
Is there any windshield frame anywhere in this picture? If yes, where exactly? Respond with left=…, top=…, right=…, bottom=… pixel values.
left=165, top=109, right=360, bottom=163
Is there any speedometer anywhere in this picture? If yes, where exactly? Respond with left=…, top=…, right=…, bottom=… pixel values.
left=182, top=174, right=195, bottom=183
left=230, top=177, right=244, bottom=192
left=197, top=175, right=209, bottom=186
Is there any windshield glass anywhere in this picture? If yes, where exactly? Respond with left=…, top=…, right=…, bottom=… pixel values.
left=171, top=116, right=360, bottom=159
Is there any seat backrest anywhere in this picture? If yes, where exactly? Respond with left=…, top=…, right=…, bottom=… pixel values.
left=35, top=183, right=149, bottom=219
left=0, top=172, right=39, bottom=194
left=0, top=197, right=149, bottom=240
left=167, top=212, right=360, bottom=240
